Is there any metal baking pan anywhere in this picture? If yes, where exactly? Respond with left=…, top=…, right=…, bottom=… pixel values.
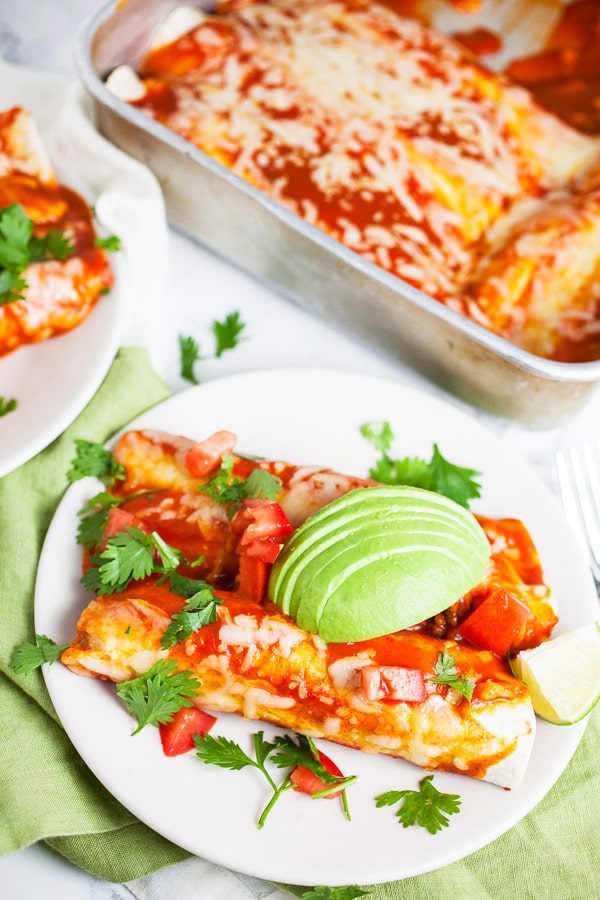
left=74, top=0, right=600, bottom=427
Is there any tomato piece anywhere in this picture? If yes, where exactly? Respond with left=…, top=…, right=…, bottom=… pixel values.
left=458, top=589, right=538, bottom=657
left=237, top=554, right=270, bottom=603
left=361, top=664, right=427, bottom=702
left=158, top=707, right=217, bottom=757
left=100, top=507, right=149, bottom=549
left=290, top=749, right=345, bottom=799
left=232, top=499, right=293, bottom=547
left=185, top=430, right=237, bottom=477
left=232, top=499, right=293, bottom=591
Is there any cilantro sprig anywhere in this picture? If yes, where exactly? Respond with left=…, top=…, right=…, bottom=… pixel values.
left=161, top=573, right=223, bottom=648
left=428, top=651, right=476, bottom=703
left=375, top=774, right=461, bottom=834
left=198, top=453, right=282, bottom=514
left=0, top=203, right=76, bottom=305
left=179, top=311, right=247, bottom=384
left=81, top=525, right=187, bottom=594
left=9, top=634, right=69, bottom=675
left=194, top=730, right=356, bottom=828
left=0, top=396, right=17, bottom=417
left=116, top=659, right=201, bottom=734
left=360, top=422, right=482, bottom=508
left=67, top=439, right=126, bottom=487
left=95, top=234, right=121, bottom=252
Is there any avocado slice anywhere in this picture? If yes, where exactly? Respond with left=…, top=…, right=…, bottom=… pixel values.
left=269, top=485, right=490, bottom=643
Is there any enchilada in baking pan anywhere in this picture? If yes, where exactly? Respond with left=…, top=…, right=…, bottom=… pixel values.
left=106, top=0, right=600, bottom=362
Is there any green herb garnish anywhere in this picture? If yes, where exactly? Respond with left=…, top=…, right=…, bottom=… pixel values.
left=67, top=439, right=126, bottom=486
left=9, top=634, right=69, bottom=675
left=82, top=526, right=184, bottom=594
left=0, top=203, right=75, bottom=305
left=161, top=576, right=222, bottom=648
left=179, top=311, right=247, bottom=383
left=95, top=234, right=121, bottom=252
left=428, top=651, right=475, bottom=702
left=360, top=421, right=481, bottom=508
left=0, top=396, right=17, bottom=417
left=116, top=659, right=201, bottom=734
left=213, top=310, right=246, bottom=358
left=375, top=774, right=461, bottom=834
left=198, top=454, right=282, bottom=514
left=194, top=730, right=356, bottom=828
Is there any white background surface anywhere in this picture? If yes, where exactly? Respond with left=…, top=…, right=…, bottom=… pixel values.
left=1, top=1, right=599, bottom=898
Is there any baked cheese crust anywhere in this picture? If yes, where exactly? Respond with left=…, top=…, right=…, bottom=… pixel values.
left=109, top=0, right=600, bottom=360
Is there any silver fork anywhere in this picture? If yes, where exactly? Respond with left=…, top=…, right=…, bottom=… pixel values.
left=556, top=441, right=600, bottom=595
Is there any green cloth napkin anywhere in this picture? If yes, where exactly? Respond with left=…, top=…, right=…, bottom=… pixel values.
left=0, top=347, right=189, bottom=881
left=1, top=346, right=598, bottom=896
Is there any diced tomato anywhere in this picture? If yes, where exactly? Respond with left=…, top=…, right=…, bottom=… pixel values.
left=290, top=749, right=345, bottom=799
left=361, top=665, right=427, bottom=702
left=232, top=499, right=293, bottom=551
left=158, top=707, right=217, bottom=757
left=185, top=430, right=237, bottom=478
left=237, top=554, right=271, bottom=603
left=458, top=589, right=539, bottom=657
left=100, top=507, right=149, bottom=549
left=232, top=500, right=293, bottom=601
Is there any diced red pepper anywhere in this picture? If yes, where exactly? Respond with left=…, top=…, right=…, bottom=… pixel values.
left=361, top=665, right=427, bottom=702
left=458, top=589, right=538, bottom=657
left=158, top=706, right=217, bottom=757
left=290, top=749, right=345, bottom=799
left=185, top=430, right=237, bottom=478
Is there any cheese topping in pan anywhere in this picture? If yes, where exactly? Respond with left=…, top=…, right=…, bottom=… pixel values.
left=108, top=0, right=600, bottom=361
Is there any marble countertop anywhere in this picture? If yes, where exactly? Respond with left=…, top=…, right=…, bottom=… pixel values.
left=1, top=2, right=599, bottom=898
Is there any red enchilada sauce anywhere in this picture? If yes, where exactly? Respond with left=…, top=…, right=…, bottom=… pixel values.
left=506, top=0, right=600, bottom=135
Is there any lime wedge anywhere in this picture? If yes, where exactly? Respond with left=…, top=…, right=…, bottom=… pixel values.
left=512, top=622, right=600, bottom=725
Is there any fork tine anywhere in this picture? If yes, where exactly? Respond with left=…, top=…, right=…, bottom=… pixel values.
left=556, top=442, right=600, bottom=589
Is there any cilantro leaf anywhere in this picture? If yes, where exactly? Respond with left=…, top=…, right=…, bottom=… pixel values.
left=0, top=396, right=17, bottom=417
left=95, top=234, right=121, bottom=252
left=116, top=659, right=201, bottom=734
left=194, top=732, right=259, bottom=771
left=76, top=491, right=124, bottom=548
left=0, top=268, right=27, bottom=304
left=375, top=775, right=461, bottom=834
left=161, top=583, right=222, bottom=648
left=213, top=310, right=246, bottom=357
left=179, top=334, right=202, bottom=384
left=360, top=422, right=482, bottom=508
left=198, top=456, right=282, bottom=514
left=0, top=204, right=33, bottom=271
left=10, top=634, right=69, bottom=675
left=30, top=229, right=75, bottom=262
left=0, top=203, right=76, bottom=305
left=270, top=734, right=342, bottom=787
left=82, top=526, right=157, bottom=593
left=244, top=468, right=283, bottom=501
left=82, top=526, right=186, bottom=594
left=67, top=439, right=126, bottom=486
left=428, top=651, right=475, bottom=702
left=301, top=888, right=370, bottom=900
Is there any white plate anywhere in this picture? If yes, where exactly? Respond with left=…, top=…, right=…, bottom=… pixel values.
left=35, top=369, right=597, bottom=887
left=0, top=61, right=167, bottom=478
